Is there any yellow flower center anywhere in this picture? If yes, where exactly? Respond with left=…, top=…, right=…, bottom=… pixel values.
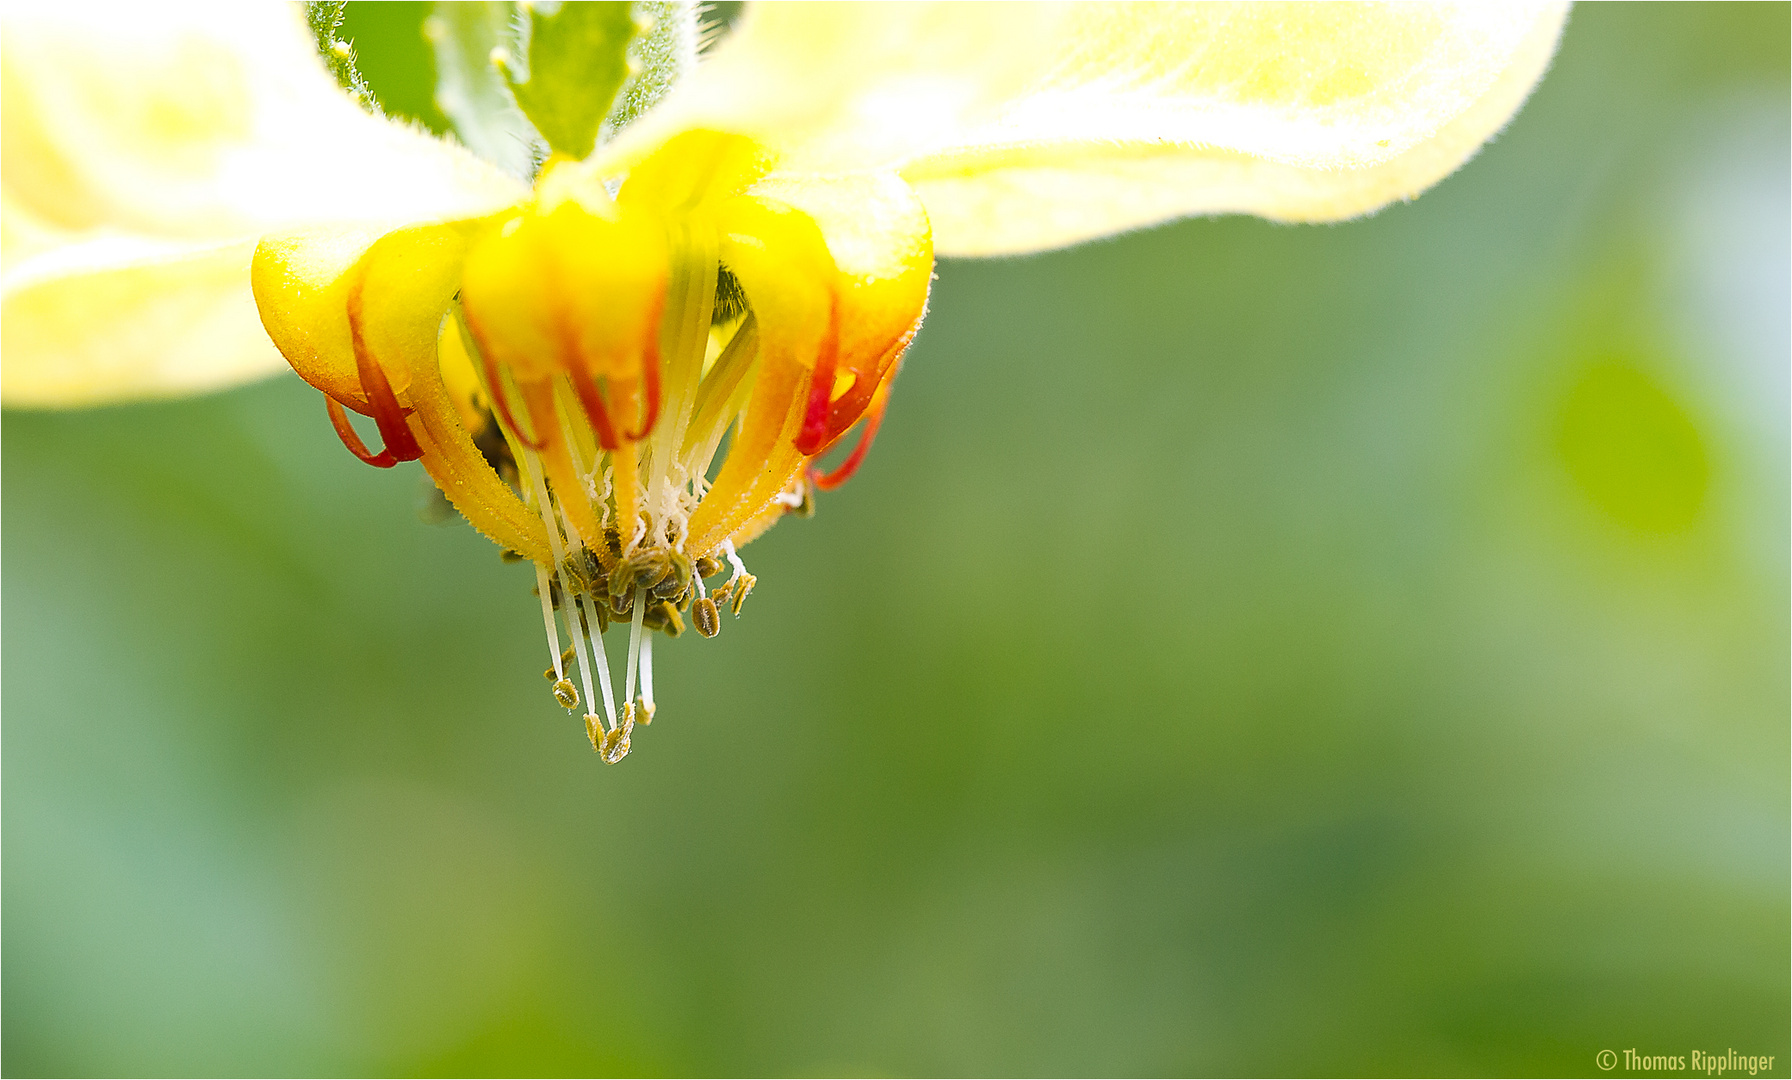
left=251, top=130, right=933, bottom=760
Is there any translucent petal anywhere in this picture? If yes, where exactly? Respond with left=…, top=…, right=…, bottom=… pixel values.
left=602, top=1, right=1568, bottom=255
left=1, top=2, right=523, bottom=240
left=1, top=2, right=525, bottom=404
left=1, top=234, right=275, bottom=406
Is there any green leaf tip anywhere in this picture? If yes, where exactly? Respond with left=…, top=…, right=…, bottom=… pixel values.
left=304, top=0, right=381, bottom=116
left=505, top=1, right=641, bottom=161
left=427, top=1, right=542, bottom=179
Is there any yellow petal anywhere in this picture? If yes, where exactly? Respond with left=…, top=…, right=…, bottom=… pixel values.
left=603, top=2, right=1568, bottom=255
left=252, top=223, right=553, bottom=562
left=250, top=227, right=386, bottom=412
left=684, top=193, right=837, bottom=553
left=683, top=172, right=933, bottom=554
left=1, top=3, right=525, bottom=404
left=460, top=191, right=669, bottom=388
left=747, top=172, right=931, bottom=446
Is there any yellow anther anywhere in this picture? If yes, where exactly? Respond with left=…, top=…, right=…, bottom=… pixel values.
left=541, top=646, right=576, bottom=681
left=599, top=726, right=631, bottom=763
left=651, top=600, right=684, bottom=636
left=599, top=702, right=636, bottom=763
left=728, top=573, right=756, bottom=616
left=693, top=596, right=721, bottom=638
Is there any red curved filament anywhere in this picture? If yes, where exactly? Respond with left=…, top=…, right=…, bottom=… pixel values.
left=809, top=376, right=892, bottom=492
left=569, top=367, right=622, bottom=450
left=326, top=394, right=410, bottom=468
left=327, top=301, right=423, bottom=468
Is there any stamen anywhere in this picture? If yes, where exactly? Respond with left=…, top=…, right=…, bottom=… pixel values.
left=639, top=632, right=656, bottom=724
left=624, top=584, right=646, bottom=712
left=692, top=596, right=721, bottom=637
left=534, top=561, right=578, bottom=710
left=518, top=441, right=604, bottom=722
left=722, top=539, right=747, bottom=580
left=595, top=596, right=643, bottom=760
left=578, top=591, right=619, bottom=728
left=558, top=596, right=599, bottom=727
left=550, top=408, right=622, bottom=730
left=536, top=562, right=566, bottom=680
left=718, top=539, right=757, bottom=616
left=727, top=576, right=755, bottom=616
left=601, top=701, right=634, bottom=763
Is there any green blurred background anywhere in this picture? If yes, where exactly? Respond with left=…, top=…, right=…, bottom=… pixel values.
left=4, top=4, right=1787, bottom=1076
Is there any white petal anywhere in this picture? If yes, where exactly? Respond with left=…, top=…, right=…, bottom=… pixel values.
left=604, top=1, right=1568, bottom=255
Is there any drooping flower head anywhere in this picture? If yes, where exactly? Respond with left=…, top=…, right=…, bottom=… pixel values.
left=1, top=1, right=1568, bottom=760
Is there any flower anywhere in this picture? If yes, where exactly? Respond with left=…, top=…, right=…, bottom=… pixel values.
left=1, top=1, right=1567, bottom=759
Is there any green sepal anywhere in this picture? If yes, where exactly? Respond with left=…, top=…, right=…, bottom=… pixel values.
left=608, top=2, right=698, bottom=136
left=304, top=0, right=380, bottom=115
left=505, top=1, right=640, bottom=161
left=427, top=1, right=542, bottom=179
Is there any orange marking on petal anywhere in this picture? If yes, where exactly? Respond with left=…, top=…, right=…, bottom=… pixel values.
left=624, top=295, right=665, bottom=442
left=473, top=327, right=545, bottom=451
left=794, top=294, right=841, bottom=456
left=823, top=333, right=910, bottom=442
left=340, top=283, right=423, bottom=466
left=569, top=367, right=622, bottom=450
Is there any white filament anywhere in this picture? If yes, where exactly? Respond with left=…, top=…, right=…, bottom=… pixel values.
left=535, top=562, right=565, bottom=684
left=551, top=410, right=622, bottom=730
left=625, top=585, right=646, bottom=706
left=640, top=631, right=655, bottom=713
left=721, top=539, right=750, bottom=591
left=578, top=592, right=619, bottom=728
left=519, top=444, right=600, bottom=723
